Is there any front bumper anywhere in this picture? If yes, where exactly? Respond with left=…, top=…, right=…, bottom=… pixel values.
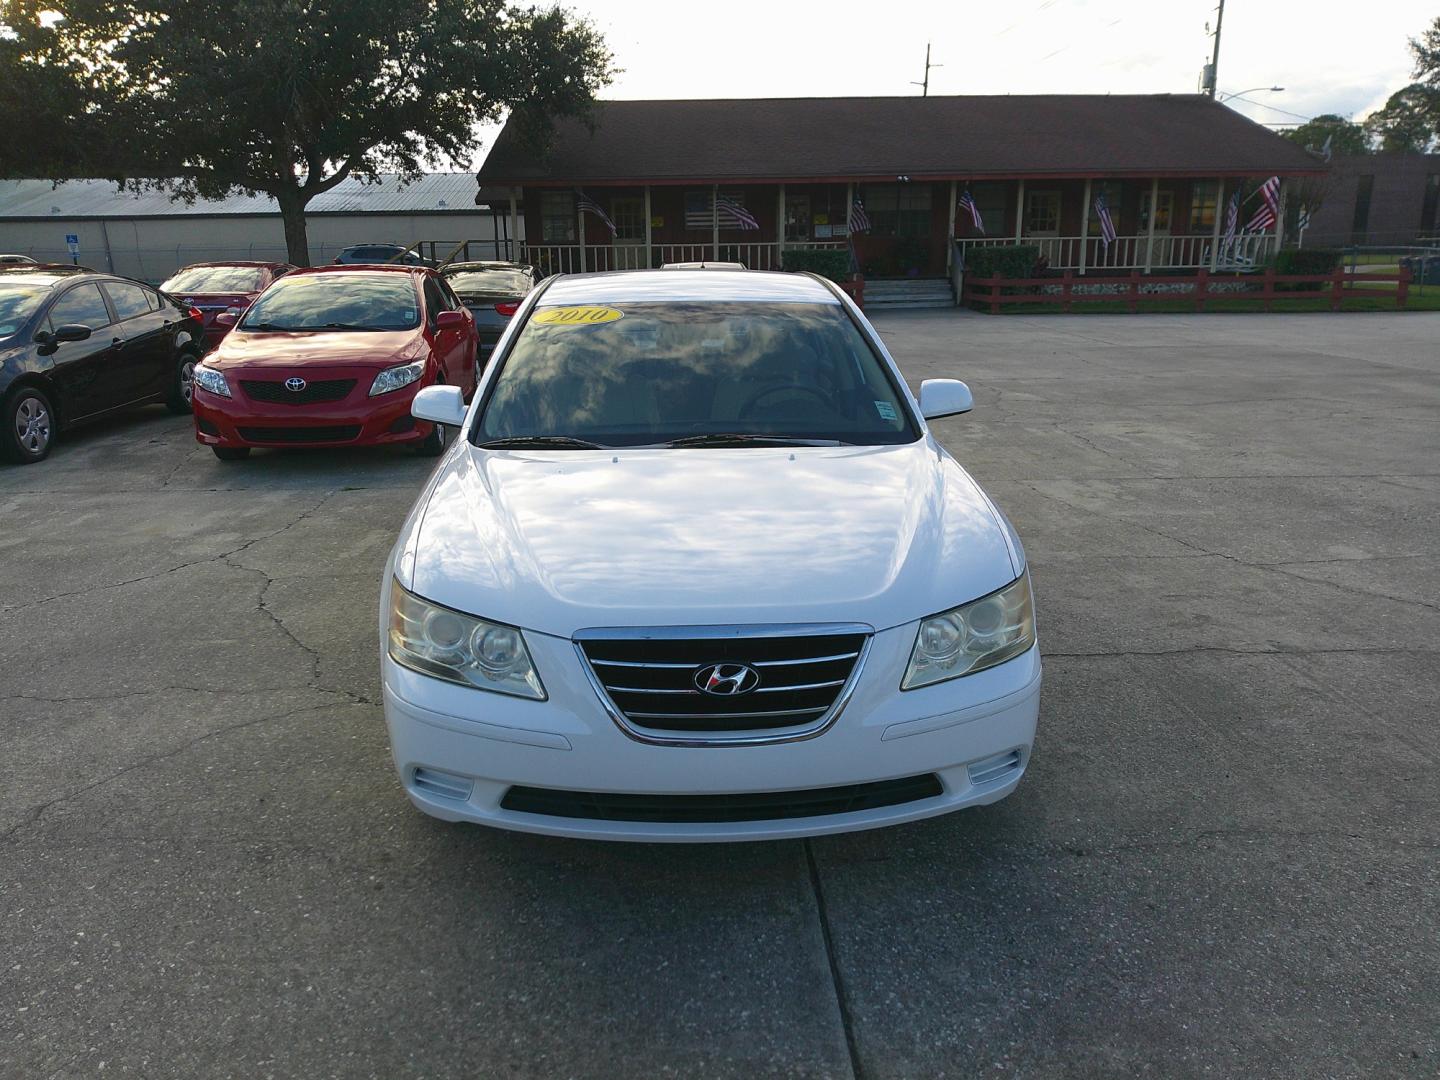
left=381, top=613, right=1041, bottom=842
left=193, top=381, right=432, bottom=449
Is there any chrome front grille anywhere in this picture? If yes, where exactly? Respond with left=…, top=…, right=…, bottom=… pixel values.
left=575, top=625, right=872, bottom=745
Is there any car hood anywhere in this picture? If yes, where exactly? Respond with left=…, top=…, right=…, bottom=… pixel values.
left=402, top=440, right=1020, bottom=638
left=207, top=328, right=423, bottom=370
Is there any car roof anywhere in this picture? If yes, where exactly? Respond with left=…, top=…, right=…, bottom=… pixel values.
left=0, top=267, right=104, bottom=286
left=172, top=260, right=293, bottom=270
left=443, top=261, right=532, bottom=272
left=537, top=269, right=839, bottom=306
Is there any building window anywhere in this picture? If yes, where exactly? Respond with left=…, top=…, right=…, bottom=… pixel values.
left=1351, top=174, right=1375, bottom=239
left=1025, top=190, right=1060, bottom=235
left=1139, top=189, right=1173, bottom=232
left=541, top=191, right=575, bottom=243
left=1189, top=181, right=1218, bottom=232
left=785, top=194, right=811, bottom=241
left=859, top=183, right=933, bottom=237
left=1420, top=174, right=1439, bottom=233
left=683, top=189, right=754, bottom=231
left=965, top=183, right=1008, bottom=236
left=1087, top=181, right=1123, bottom=235
left=610, top=197, right=645, bottom=242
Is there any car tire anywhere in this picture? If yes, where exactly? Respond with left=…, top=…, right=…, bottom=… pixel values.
left=167, top=350, right=201, bottom=414
left=211, top=446, right=250, bottom=461
left=415, top=380, right=448, bottom=457
left=2, top=385, right=57, bottom=465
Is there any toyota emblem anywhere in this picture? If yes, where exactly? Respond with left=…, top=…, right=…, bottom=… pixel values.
left=284, top=377, right=307, bottom=392
left=693, top=663, right=761, bottom=697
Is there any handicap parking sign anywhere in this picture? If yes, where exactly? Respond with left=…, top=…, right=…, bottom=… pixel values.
left=65, top=233, right=80, bottom=255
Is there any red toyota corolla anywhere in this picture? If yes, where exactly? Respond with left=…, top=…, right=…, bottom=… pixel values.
left=160, top=260, right=296, bottom=352
left=191, top=265, right=478, bottom=460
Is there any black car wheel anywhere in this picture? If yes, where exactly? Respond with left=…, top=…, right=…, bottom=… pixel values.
left=211, top=446, right=250, bottom=461
left=2, top=385, right=56, bottom=465
left=415, top=382, right=448, bottom=457
left=167, top=350, right=200, bottom=414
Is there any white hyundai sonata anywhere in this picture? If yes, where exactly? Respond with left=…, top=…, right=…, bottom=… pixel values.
left=380, top=268, right=1039, bottom=842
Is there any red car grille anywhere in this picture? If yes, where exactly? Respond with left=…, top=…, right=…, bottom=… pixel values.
left=236, top=425, right=362, bottom=444
left=240, top=379, right=356, bottom=404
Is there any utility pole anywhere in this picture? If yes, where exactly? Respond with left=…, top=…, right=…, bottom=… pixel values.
left=911, top=42, right=942, bottom=97
left=1203, top=0, right=1225, bottom=97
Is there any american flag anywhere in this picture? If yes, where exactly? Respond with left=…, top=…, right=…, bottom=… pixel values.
left=848, top=199, right=871, bottom=234
left=574, top=189, right=616, bottom=236
left=1221, top=188, right=1241, bottom=251
left=1245, top=176, right=1281, bottom=233
left=958, top=190, right=984, bottom=234
left=1093, top=191, right=1117, bottom=248
left=715, top=194, right=760, bottom=231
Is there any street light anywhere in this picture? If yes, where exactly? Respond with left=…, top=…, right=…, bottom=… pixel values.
left=1217, top=86, right=1285, bottom=102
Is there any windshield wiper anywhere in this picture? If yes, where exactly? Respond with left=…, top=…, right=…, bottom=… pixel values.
left=476, top=436, right=609, bottom=450
left=663, top=433, right=850, bottom=448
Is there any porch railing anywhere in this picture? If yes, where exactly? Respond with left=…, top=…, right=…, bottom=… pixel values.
left=518, top=241, right=847, bottom=276
left=955, top=233, right=1275, bottom=273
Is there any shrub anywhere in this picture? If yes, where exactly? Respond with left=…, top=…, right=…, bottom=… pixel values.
left=781, top=248, right=852, bottom=282
left=963, top=244, right=1041, bottom=280
left=1273, top=247, right=1342, bottom=291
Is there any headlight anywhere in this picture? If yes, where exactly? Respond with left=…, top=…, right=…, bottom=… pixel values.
left=193, top=364, right=231, bottom=398
left=369, top=360, right=425, bottom=397
left=387, top=580, right=545, bottom=699
left=901, top=571, right=1035, bottom=690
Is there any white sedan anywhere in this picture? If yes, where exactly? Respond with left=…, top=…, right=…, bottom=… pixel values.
left=380, top=268, right=1040, bottom=841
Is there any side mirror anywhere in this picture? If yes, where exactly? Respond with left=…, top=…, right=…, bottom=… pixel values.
left=918, top=379, right=973, bottom=420
left=213, top=310, right=241, bottom=328
left=52, top=323, right=93, bottom=343
left=412, top=384, right=467, bottom=428
left=435, top=310, right=467, bottom=331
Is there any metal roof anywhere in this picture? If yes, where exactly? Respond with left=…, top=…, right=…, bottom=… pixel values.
left=0, top=173, right=499, bottom=219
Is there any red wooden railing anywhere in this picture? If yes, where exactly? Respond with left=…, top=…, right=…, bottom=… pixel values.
left=964, top=267, right=1412, bottom=314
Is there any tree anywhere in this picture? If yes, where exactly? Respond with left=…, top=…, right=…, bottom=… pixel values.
left=1282, top=114, right=1370, bottom=156
left=0, top=0, right=613, bottom=265
left=1413, top=15, right=1440, bottom=86
left=1362, top=84, right=1440, bottom=153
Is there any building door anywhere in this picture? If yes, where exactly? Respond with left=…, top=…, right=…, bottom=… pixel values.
left=1139, top=188, right=1175, bottom=265
left=610, top=197, right=646, bottom=269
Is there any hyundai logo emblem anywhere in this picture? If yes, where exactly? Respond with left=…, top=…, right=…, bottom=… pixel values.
left=284, top=377, right=307, bottom=392
left=693, top=663, right=761, bottom=697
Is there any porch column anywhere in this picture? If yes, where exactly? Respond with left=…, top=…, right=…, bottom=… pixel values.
left=1143, top=177, right=1159, bottom=273
left=946, top=180, right=957, bottom=273
left=1015, top=179, right=1025, bottom=241
left=508, top=189, right=519, bottom=261
left=712, top=182, right=720, bottom=260
left=1078, top=178, right=1092, bottom=276
left=644, top=185, right=653, bottom=269
left=777, top=183, right=786, bottom=270
left=577, top=200, right=586, bottom=272
left=1273, top=178, right=1286, bottom=256
left=1209, top=178, right=1225, bottom=271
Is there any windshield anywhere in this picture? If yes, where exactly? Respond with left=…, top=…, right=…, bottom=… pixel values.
left=239, top=273, right=420, bottom=332
left=446, top=269, right=529, bottom=296
left=162, top=266, right=266, bottom=293
left=0, top=284, right=49, bottom=338
left=475, top=301, right=918, bottom=448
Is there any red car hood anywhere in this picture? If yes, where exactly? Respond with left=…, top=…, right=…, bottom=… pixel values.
left=207, top=328, right=425, bottom=371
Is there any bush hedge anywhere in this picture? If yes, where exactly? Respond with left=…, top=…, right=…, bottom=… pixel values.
left=1274, top=248, right=1342, bottom=276
left=781, top=248, right=852, bottom=282
left=963, top=244, right=1042, bottom=280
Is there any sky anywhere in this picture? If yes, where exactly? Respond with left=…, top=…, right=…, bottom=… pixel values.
left=474, top=0, right=1433, bottom=164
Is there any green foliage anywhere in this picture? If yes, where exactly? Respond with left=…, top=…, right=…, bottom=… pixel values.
left=1, top=0, right=614, bottom=263
left=1274, top=248, right=1342, bottom=275
left=1282, top=115, right=1370, bottom=156
left=963, top=245, right=1041, bottom=280
left=1363, top=84, right=1440, bottom=152
left=781, top=248, right=851, bottom=282
left=1413, top=15, right=1440, bottom=86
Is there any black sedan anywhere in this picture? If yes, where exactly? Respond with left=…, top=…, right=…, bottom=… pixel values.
left=439, top=261, right=536, bottom=366
left=0, top=267, right=205, bottom=464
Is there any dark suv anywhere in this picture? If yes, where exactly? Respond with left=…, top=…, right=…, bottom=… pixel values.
left=0, top=267, right=205, bottom=464
left=332, top=244, right=435, bottom=267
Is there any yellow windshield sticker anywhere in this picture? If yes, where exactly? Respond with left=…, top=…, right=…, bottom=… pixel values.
left=532, top=305, right=624, bottom=326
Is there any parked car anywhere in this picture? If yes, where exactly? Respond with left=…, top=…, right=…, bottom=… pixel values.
left=0, top=254, right=38, bottom=266
left=191, top=264, right=478, bottom=460
left=332, top=244, right=435, bottom=267
left=159, top=261, right=296, bottom=351
left=439, top=261, right=536, bottom=364
left=0, top=268, right=205, bottom=464
left=380, top=268, right=1040, bottom=841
